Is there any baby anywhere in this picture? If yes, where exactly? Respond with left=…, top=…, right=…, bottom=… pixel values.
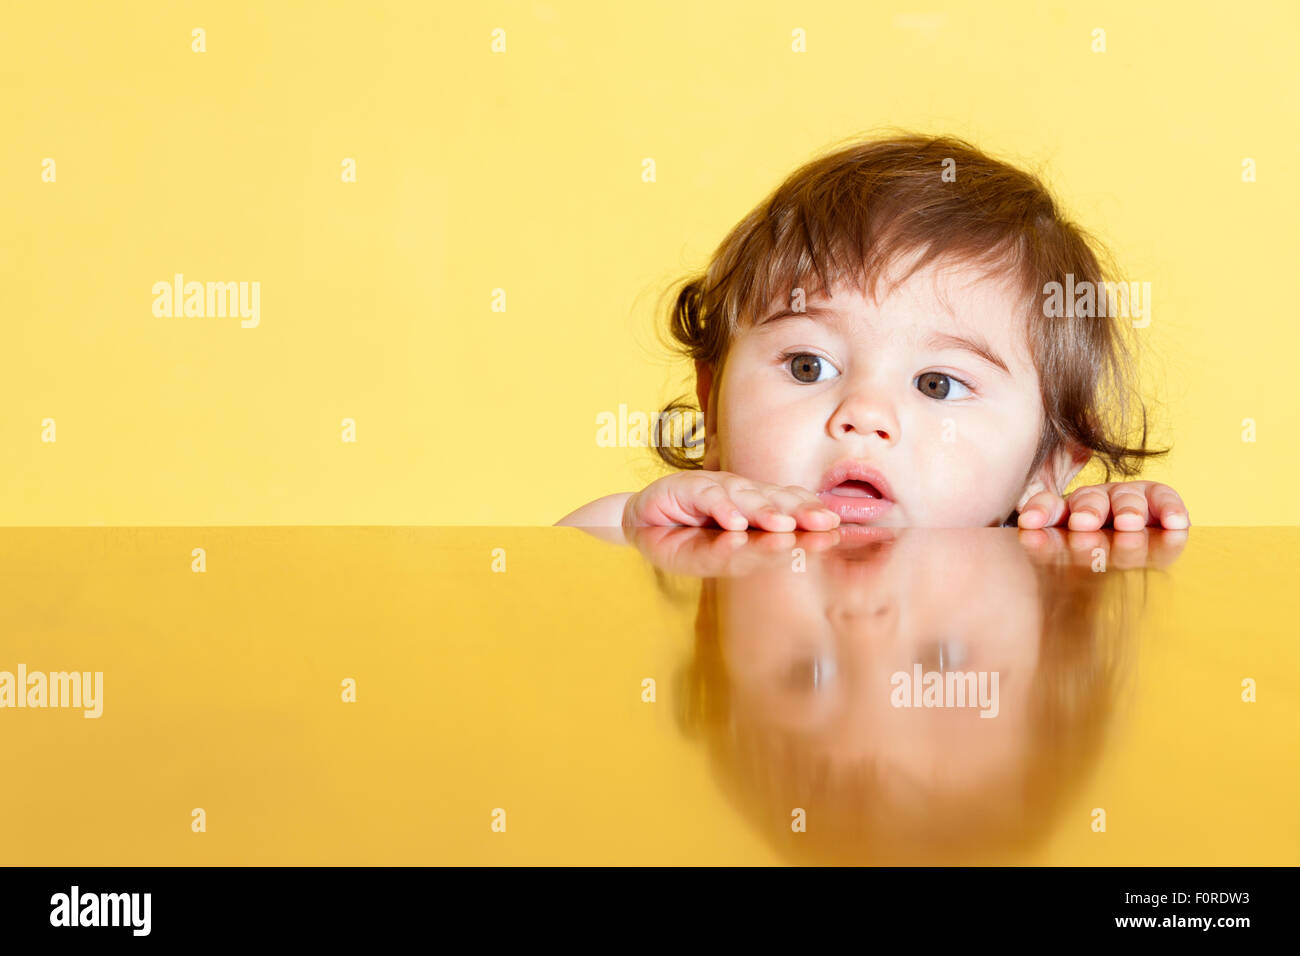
left=557, top=133, right=1189, bottom=532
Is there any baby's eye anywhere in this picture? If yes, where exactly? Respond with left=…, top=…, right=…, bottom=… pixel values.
left=915, top=371, right=973, bottom=400
left=785, top=352, right=839, bottom=384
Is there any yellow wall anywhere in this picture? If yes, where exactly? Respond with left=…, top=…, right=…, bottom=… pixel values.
left=5, top=1, right=1296, bottom=525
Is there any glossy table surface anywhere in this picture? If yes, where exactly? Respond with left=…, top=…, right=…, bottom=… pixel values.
left=1, top=526, right=1296, bottom=865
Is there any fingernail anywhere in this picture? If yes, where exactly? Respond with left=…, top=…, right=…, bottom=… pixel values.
left=1114, top=508, right=1145, bottom=530
left=1068, top=509, right=1101, bottom=528
left=1163, top=512, right=1189, bottom=530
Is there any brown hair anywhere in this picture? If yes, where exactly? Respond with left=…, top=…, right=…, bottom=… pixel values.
left=653, top=131, right=1167, bottom=483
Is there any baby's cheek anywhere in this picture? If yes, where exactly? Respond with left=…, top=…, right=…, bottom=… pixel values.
left=720, top=431, right=795, bottom=486
left=913, top=422, right=1024, bottom=523
left=719, top=401, right=813, bottom=485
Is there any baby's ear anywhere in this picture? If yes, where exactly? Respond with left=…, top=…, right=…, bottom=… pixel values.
left=694, top=360, right=714, bottom=416
left=694, top=361, right=720, bottom=471
left=1016, top=442, right=1093, bottom=510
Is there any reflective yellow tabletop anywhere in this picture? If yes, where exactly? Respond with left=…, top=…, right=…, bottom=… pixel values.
left=1, top=526, right=1296, bottom=865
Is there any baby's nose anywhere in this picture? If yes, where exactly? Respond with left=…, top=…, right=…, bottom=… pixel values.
left=828, top=388, right=900, bottom=443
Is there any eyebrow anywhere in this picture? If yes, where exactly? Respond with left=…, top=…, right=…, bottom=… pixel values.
left=756, top=306, right=1010, bottom=376
left=757, top=306, right=838, bottom=326
left=923, top=332, right=1010, bottom=376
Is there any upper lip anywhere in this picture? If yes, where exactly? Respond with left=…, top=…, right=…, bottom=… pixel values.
left=817, top=460, right=895, bottom=501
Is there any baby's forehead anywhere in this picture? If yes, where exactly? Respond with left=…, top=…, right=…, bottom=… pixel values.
left=767, top=258, right=1033, bottom=351
left=823, top=256, right=1023, bottom=316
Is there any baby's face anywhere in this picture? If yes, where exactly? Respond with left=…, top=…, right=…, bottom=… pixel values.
left=702, top=255, right=1047, bottom=526
left=718, top=529, right=1042, bottom=792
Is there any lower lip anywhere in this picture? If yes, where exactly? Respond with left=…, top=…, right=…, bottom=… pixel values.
left=818, top=490, right=895, bottom=523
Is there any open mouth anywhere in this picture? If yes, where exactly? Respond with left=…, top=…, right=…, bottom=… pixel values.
left=828, top=479, right=884, bottom=499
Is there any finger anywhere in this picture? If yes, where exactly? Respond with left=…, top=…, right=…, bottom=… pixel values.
left=626, top=526, right=773, bottom=577
left=1145, top=528, right=1190, bottom=567
left=793, top=503, right=840, bottom=530
left=734, top=485, right=833, bottom=533
left=1109, top=487, right=1150, bottom=532
left=1107, top=528, right=1150, bottom=569
left=728, top=486, right=798, bottom=532
left=742, top=526, right=846, bottom=555
left=762, top=485, right=822, bottom=519
left=771, top=485, right=842, bottom=531
left=626, top=526, right=730, bottom=575
left=1017, top=490, right=1068, bottom=529
left=683, top=527, right=755, bottom=573
left=693, top=482, right=750, bottom=531
left=1016, top=526, right=1070, bottom=565
left=753, top=530, right=805, bottom=556
left=797, top=527, right=844, bottom=551
left=1144, top=483, right=1190, bottom=530
left=1066, top=486, right=1113, bottom=531
left=726, top=528, right=848, bottom=573
left=1066, top=528, right=1109, bottom=565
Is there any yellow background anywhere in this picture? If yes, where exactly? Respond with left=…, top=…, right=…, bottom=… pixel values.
left=4, top=0, right=1296, bottom=526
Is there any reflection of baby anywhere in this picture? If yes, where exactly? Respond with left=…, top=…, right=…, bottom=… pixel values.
left=665, top=528, right=1147, bottom=865
left=559, top=133, right=1189, bottom=532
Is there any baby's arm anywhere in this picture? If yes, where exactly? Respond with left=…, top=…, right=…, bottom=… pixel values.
left=554, top=493, right=635, bottom=527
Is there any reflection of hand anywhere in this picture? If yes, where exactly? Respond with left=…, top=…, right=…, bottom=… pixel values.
left=1018, top=480, right=1190, bottom=531
left=1016, top=526, right=1189, bottom=569
left=627, top=525, right=1189, bottom=579
left=627, top=525, right=847, bottom=577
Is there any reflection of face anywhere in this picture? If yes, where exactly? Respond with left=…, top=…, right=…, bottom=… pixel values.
left=704, top=256, right=1045, bottom=527
left=718, top=529, right=1041, bottom=798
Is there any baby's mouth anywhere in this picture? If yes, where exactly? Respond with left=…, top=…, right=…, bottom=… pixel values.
left=828, top=479, right=883, bottom=499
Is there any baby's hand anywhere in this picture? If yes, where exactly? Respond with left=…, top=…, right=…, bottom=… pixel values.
left=624, top=471, right=841, bottom=532
left=1017, top=480, right=1190, bottom=531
